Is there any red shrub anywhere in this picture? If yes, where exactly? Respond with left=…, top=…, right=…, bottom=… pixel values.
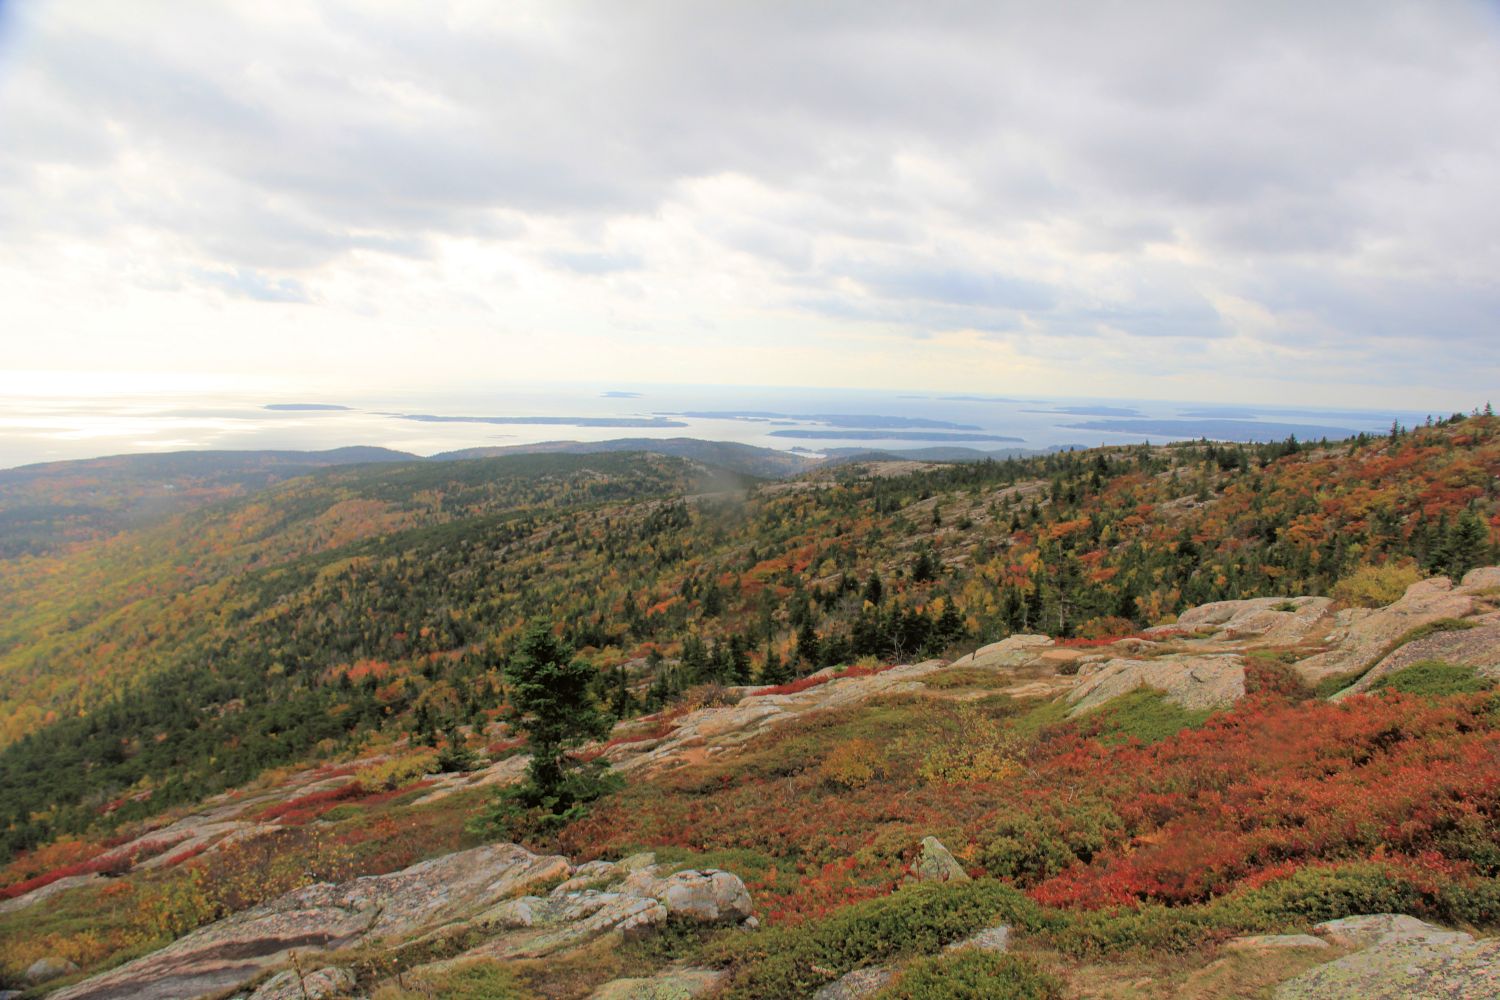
left=254, top=782, right=367, bottom=823
left=753, top=663, right=889, bottom=697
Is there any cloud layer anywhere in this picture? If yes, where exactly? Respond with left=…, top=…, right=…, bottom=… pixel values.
left=1, top=0, right=1497, bottom=405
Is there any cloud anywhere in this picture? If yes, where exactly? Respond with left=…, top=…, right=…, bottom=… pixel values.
left=196, top=267, right=313, bottom=304
left=0, top=0, right=1496, bottom=405
left=545, top=250, right=644, bottom=275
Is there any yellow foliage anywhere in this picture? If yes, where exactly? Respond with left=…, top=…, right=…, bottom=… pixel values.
left=133, top=868, right=219, bottom=940
left=916, top=704, right=1025, bottom=785
left=1332, top=559, right=1423, bottom=608
left=818, top=738, right=882, bottom=789
left=355, top=748, right=440, bottom=790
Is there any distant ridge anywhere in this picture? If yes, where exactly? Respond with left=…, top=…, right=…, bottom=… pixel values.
left=0, top=445, right=417, bottom=483
left=820, top=444, right=1090, bottom=464
left=430, top=437, right=816, bottom=478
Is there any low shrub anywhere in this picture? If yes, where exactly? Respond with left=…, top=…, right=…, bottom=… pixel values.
left=714, top=880, right=1045, bottom=1000
left=916, top=704, right=1026, bottom=785
left=874, top=951, right=1064, bottom=1000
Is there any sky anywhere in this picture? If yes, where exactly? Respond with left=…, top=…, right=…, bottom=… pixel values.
left=1, top=0, right=1497, bottom=409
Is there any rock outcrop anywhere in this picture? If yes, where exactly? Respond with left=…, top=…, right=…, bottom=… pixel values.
left=1293, top=576, right=1483, bottom=683
left=50, top=844, right=754, bottom=1000
left=1274, top=914, right=1498, bottom=999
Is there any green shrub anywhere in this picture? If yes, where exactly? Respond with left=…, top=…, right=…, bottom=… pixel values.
left=1372, top=660, right=1494, bottom=698
left=979, top=801, right=1125, bottom=885
left=1043, top=863, right=1443, bottom=957
left=715, top=881, right=1046, bottom=1000
left=874, top=951, right=1064, bottom=999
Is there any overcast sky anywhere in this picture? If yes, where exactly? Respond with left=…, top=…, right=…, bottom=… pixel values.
left=1, top=0, right=1497, bottom=407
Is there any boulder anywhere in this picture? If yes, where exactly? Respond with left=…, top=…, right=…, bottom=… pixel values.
left=952, top=635, right=1054, bottom=670
left=911, top=836, right=969, bottom=884
left=1274, top=937, right=1500, bottom=999
left=423, top=860, right=752, bottom=971
left=1339, top=622, right=1500, bottom=696
left=945, top=924, right=1011, bottom=953
left=1068, top=654, right=1245, bottom=714
left=1271, top=914, right=1492, bottom=999
left=654, top=869, right=754, bottom=923
left=471, top=890, right=669, bottom=957
left=244, top=966, right=355, bottom=1000
left=26, top=957, right=80, bottom=983
left=1176, top=596, right=1333, bottom=644
left=589, top=967, right=727, bottom=999
left=812, top=965, right=897, bottom=1000
left=1461, top=567, right=1500, bottom=591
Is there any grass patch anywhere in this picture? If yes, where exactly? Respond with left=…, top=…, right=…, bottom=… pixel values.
left=1371, top=660, right=1494, bottom=698
left=1075, top=689, right=1214, bottom=746
left=921, top=668, right=1020, bottom=691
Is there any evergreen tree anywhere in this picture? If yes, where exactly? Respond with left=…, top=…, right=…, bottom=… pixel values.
left=796, top=624, right=821, bottom=669
left=502, top=625, right=611, bottom=796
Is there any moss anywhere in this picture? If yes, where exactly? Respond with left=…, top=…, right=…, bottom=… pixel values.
left=1371, top=660, right=1494, bottom=698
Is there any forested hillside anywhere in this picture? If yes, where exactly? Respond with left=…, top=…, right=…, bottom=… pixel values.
left=1, top=414, right=1497, bottom=862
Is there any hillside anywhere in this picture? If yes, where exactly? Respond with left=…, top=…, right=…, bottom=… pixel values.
left=0, top=447, right=418, bottom=557
left=0, top=413, right=1498, bottom=997
left=2, top=416, right=1498, bottom=852
left=4, top=567, right=1500, bottom=998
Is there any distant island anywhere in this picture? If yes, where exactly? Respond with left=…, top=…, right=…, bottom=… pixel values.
left=601, top=391, right=642, bottom=398
left=769, top=430, right=1023, bottom=442
left=1067, top=418, right=1362, bottom=442
left=263, top=403, right=352, bottom=411
left=396, top=413, right=688, bottom=428
left=1026, top=405, right=1143, bottom=417
left=668, top=411, right=984, bottom=430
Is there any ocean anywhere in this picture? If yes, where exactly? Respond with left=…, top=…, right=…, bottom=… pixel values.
left=0, top=379, right=1435, bottom=470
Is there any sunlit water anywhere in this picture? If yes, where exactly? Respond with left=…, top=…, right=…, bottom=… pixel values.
left=0, top=377, right=1431, bottom=470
